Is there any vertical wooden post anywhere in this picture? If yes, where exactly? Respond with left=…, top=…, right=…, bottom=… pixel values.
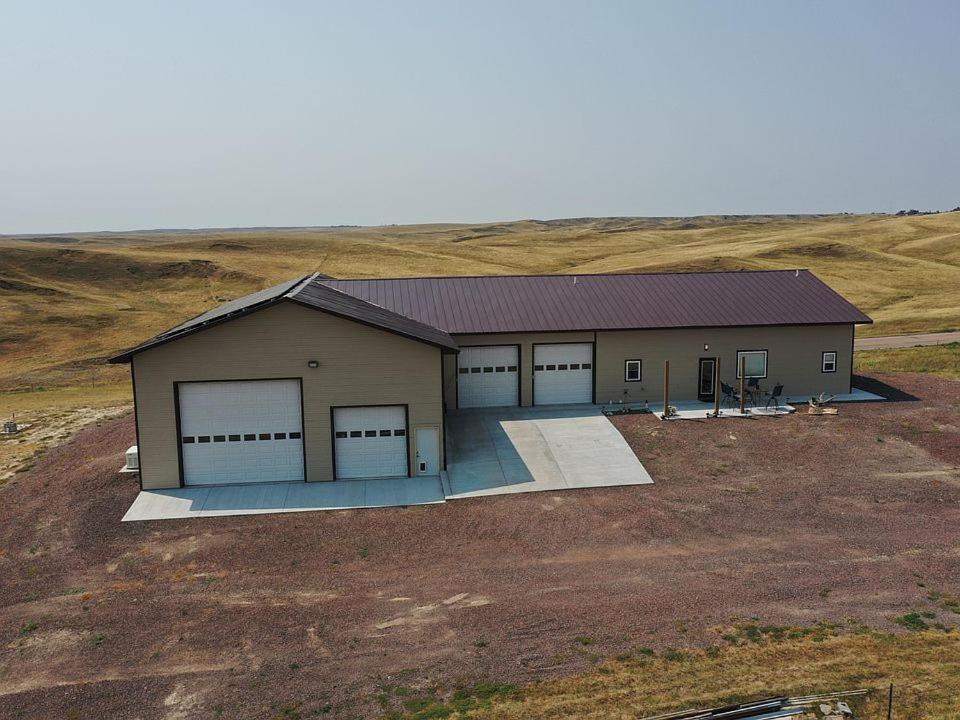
left=713, top=356, right=721, bottom=417
left=663, top=360, right=670, bottom=416
left=739, top=355, right=747, bottom=414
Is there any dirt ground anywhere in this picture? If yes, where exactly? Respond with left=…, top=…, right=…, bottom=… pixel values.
left=1, top=372, right=958, bottom=720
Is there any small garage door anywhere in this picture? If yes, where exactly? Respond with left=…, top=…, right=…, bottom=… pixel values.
left=457, top=345, right=519, bottom=408
left=333, top=406, right=408, bottom=479
left=178, top=379, right=304, bottom=486
left=533, top=343, right=594, bottom=405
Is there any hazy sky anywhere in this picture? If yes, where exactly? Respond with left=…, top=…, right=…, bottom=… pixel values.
left=2, top=1, right=958, bottom=234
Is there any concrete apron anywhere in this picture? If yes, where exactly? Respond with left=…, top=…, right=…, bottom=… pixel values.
left=123, top=404, right=655, bottom=521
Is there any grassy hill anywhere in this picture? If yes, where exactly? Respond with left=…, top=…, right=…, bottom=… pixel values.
left=1, top=211, right=959, bottom=417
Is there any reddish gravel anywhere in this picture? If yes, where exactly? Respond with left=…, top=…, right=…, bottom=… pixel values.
left=1, top=373, right=959, bottom=719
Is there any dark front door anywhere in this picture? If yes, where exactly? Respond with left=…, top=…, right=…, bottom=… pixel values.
left=698, top=358, right=717, bottom=401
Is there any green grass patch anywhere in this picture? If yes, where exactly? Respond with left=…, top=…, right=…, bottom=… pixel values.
left=379, top=681, right=517, bottom=719
left=893, top=612, right=930, bottom=631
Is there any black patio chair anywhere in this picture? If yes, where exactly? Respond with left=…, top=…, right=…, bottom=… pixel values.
left=747, top=377, right=761, bottom=406
left=766, top=383, right=784, bottom=410
left=720, top=381, right=739, bottom=408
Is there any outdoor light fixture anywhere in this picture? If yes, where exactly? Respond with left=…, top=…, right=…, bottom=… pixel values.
left=703, top=343, right=709, bottom=351
left=307, top=360, right=319, bottom=368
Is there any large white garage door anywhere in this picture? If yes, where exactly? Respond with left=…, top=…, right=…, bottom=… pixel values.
left=178, top=379, right=304, bottom=486
left=457, top=345, right=519, bottom=408
left=533, top=343, right=594, bottom=405
left=333, top=406, right=408, bottom=479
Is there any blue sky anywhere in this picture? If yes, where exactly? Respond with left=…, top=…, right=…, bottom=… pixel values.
left=1, top=0, right=958, bottom=233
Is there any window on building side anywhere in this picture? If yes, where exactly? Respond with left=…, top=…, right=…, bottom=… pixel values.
left=736, top=350, right=768, bottom=379
left=822, top=351, right=837, bottom=373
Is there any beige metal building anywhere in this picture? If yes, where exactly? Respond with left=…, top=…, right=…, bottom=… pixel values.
left=111, top=270, right=871, bottom=490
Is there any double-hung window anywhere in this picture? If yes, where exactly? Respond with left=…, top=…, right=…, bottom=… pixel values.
left=822, top=351, right=837, bottom=373
left=624, top=359, right=642, bottom=382
left=736, top=350, right=767, bottom=379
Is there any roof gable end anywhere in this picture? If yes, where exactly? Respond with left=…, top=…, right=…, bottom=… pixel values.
left=108, top=274, right=456, bottom=363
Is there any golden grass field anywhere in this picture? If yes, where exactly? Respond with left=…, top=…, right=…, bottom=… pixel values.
left=455, top=631, right=960, bottom=720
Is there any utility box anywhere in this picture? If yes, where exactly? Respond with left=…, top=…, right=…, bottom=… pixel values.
left=2, top=421, right=18, bottom=434
left=124, top=446, right=140, bottom=471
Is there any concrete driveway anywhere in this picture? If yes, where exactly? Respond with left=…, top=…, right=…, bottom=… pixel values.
left=444, top=405, right=653, bottom=498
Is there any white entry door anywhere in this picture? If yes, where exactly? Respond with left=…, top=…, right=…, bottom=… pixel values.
left=533, top=343, right=594, bottom=405
left=457, top=345, right=519, bottom=408
left=178, top=379, right=304, bottom=486
left=415, top=426, right=439, bottom=476
left=333, top=406, right=408, bottom=479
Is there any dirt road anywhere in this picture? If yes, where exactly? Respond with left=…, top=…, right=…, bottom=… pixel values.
left=856, top=331, right=960, bottom=350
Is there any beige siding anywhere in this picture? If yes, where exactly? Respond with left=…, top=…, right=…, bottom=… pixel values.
left=133, top=301, right=443, bottom=490
left=595, top=324, right=853, bottom=405
left=445, top=325, right=854, bottom=409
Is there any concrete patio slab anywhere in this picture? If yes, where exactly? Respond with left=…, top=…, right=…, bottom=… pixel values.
left=444, top=405, right=653, bottom=498
left=785, top=387, right=885, bottom=404
left=652, top=387, right=886, bottom=420
left=655, top=400, right=796, bottom=420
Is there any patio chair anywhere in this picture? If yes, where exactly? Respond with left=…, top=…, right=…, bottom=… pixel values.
left=720, top=381, right=739, bottom=408
left=766, top=383, right=784, bottom=410
left=747, top=377, right=762, bottom=406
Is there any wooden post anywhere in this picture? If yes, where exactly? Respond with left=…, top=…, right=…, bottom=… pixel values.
left=713, top=356, right=721, bottom=417
left=739, top=355, right=746, bottom=414
left=663, top=360, right=670, bottom=416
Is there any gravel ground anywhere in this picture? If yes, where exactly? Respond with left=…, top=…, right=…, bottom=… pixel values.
left=1, top=373, right=958, bottom=720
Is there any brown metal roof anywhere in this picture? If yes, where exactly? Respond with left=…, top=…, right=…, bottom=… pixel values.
left=110, top=269, right=870, bottom=363
left=320, top=270, right=871, bottom=334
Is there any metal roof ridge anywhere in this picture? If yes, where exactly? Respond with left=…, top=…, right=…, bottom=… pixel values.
left=321, top=269, right=810, bottom=282
left=284, top=272, right=321, bottom=298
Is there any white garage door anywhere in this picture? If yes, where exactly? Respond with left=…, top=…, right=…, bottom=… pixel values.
left=178, top=379, right=304, bottom=486
left=333, top=406, right=408, bottom=479
left=533, top=343, right=594, bottom=405
left=457, top=345, right=519, bottom=408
